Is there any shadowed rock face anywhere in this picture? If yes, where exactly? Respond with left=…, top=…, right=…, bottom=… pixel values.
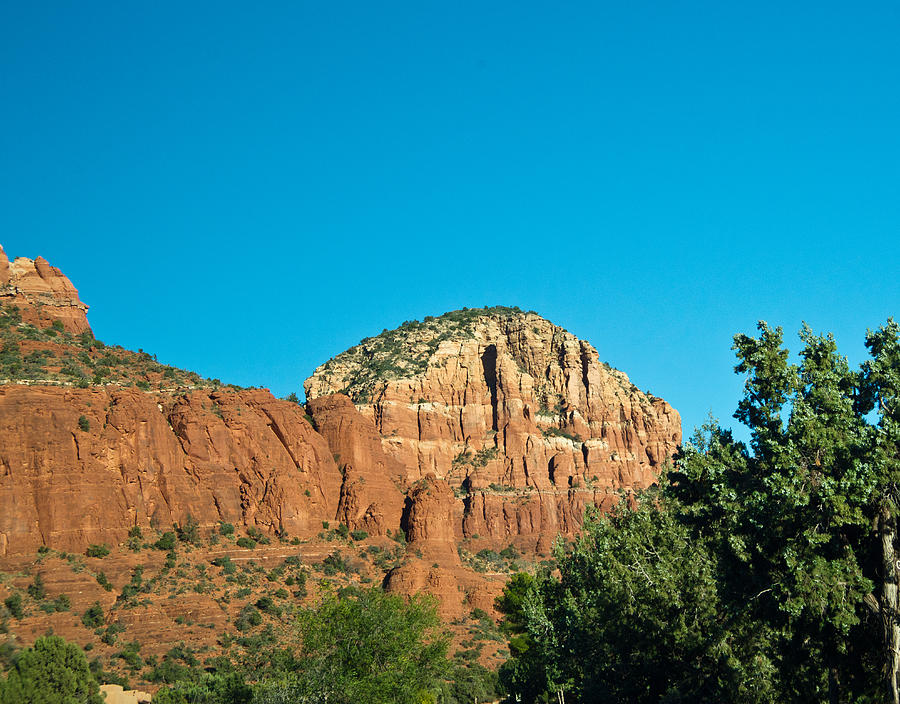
left=306, top=393, right=406, bottom=537
left=305, top=307, right=682, bottom=552
left=0, top=246, right=90, bottom=334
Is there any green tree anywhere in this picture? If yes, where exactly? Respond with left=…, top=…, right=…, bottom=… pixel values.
left=501, top=320, right=900, bottom=703
left=153, top=672, right=251, bottom=704
left=860, top=318, right=900, bottom=702
left=282, top=587, right=450, bottom=704
left=0, top=635, right=103, bottom=704
left=670, top=323, right=877, bottom=701
left=499, top=499, right=726, bottom=703
left=3, top=593, right=23, bottom=620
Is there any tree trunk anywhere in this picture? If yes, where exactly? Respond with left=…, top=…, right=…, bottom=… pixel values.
left=880, top=503, right=900, bottom=704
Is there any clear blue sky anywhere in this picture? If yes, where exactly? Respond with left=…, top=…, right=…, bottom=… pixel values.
left=2, top=2, right=898, bottom=441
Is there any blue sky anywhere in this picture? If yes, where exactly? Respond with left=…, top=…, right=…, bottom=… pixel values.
left=2, top=2, right=898, bottom=441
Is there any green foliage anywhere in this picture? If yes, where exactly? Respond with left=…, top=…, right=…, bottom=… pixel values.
left=117, top=566, right=144, bottom=602
left=236, top=537, right=256, bottom=550
left=500, top=499, right=724, bottom=703
left=95, top=571, right=112, bottom=591
left=154, top=531, right=177, bottom=551
left=500, top=320, right=900, bottom=703
left=443, top=661, right=503, bottom=704
left=176, top=515, right=200, bottom=545
left=321, top=551, right=352, bottom=576
left=0, top=635, right=103, bottom=704
left=234, top=604, right=262, bottom=632
left=153, top=672, right=252, bottom=704
left=77, top=415, right=90, bottom=432
left=100, top=623, right=125, bottom=646
left=85, top=544, right=109, bottom=558
left=213, top=555, right=237, bottom=575
left=277, top=587, right=450, bottom=704
left=219, top=521, right=235, bottom=536
left=540, top=426, right=583, bottom=443
left=316, top=306, right=535, bottom=402
left=116, top=640, right=143, bottom=670
left=80, top=602, right=104, bottom=629
left=39, top=595, right=70, bottom=613
left=26, top=574, right=45, bottom=601
left=3, top=594, right=22, bottom=620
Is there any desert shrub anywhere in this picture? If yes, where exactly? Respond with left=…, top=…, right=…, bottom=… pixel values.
left=85, top=544, right=110, bottom=558
left=77, top=415, right=90, bottom=432
left=4, top=593, right=23, bottom=620
left=27, top=574, right=46, bottom=601
left=176, top=515, right=200, bottom=545
left=234, top=605, right=262, bottom=632
left=39, top=595, right=70, bottom=613
left=116, top=640, right=143, bottom=670
left=95, top=572, right=112, bottom=591
left=81, top=602, right=105, bottom=628
left=212, top=556, right=236, bottom=575
left=154, top=532, right=177, bottom=551
left=321, top=552, right=351, bottom=576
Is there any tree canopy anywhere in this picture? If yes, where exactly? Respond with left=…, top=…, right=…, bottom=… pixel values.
left=249, top=586, right=450, bottom=704
left=0, top=635, right=103, bottom=704
left=499, top=319, right=900, bottom=703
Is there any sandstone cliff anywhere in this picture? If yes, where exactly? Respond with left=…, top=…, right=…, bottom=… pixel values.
left=0, top=385, right=341, bottom=557
left=0, top=248, right=680, bottom=680
left=0, top=249, right=682, bottom=666
left=0, top=245, right=90, bottom=334
left=305, top=307, right=681, bottom=552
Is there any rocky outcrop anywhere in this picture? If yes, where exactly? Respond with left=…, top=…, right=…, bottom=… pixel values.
left=306, top=393, right=406, bottom=536
left=0, top=249, right=684, bottom=666
left=305, top=308, right=681, bottom=552
left=0, top=385, right=341, bottom=557
left=0, top=246, right=90, bottom=334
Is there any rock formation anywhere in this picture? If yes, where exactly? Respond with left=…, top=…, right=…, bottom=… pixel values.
left=305, top=307, right=681, bottom=552
left=306, top=393, right=406, bottom=536
left=0, top=245, right=90, bottom=334
left=0, top=248, right=682, bottom=646
left=0, top=385, right=340, bottom=557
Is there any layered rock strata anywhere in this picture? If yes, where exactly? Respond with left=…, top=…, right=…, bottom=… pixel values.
left=305, top=308, right=681, bottom=552
left=0, top=386, right=340, bottom=557
left=0, top=246, right=682, bottom=625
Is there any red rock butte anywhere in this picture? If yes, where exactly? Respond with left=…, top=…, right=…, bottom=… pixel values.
left=0, top=248, right=680, bottom=624
left=304, top=307, right=682, bottom=555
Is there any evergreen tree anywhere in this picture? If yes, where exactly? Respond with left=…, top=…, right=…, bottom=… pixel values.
left=0, top=635, right=103, bottom=704
left=499, top=320, right=900, bottom=703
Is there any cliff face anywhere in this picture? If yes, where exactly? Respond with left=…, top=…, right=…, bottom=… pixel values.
left=0, top=247, right=682, bottom=652
left=0, top=246, right=90, bottom=334
left=306, top=393, right=406, bottom=537
left=305, top=308, right=681, bottom=552
left=0, top=248, right=681, bottom=667
left=0, top=385, right=340, bottom=557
